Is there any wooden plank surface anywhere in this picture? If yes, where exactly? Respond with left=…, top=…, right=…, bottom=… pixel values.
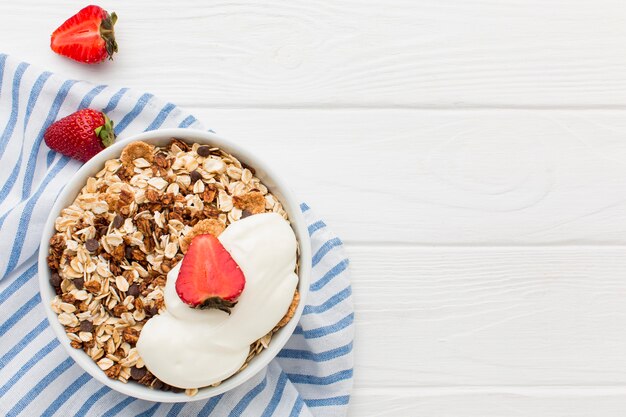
left=349, top=388, right=626, bottom=417
left=4, top=0, right=626, bottom=415
left=1, top=0, right=626, bottom=107
left=349, top=246, right=626, bottom=388
left=195, top=108, right=626, bottom=244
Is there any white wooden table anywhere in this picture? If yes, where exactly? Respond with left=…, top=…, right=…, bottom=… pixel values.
left=5, top=0, right=626, bottom=415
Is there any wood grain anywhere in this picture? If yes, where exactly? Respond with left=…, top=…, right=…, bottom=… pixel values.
left=6, top=0, right=626, bottom=414
left=349, top=246, right=626, bottom=387
left=2, top=0, right=626, bottom=107
left=193, top=108, right=626, bottom=244
left=349, top=387, right=626, bottom=417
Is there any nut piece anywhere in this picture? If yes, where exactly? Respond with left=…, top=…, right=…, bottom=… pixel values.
left=120, top=141, right=154, bottom=165
left=276, top=289, right=299, bottom=328
left=105, top=364, right=121, bottom=379
left=233, top=191, right=266, bottom=215
left=122, top=327, right=140, bottom=344
left=180, top=219, right=225, bottom=253
left=84, top=280, right=101, bottom=294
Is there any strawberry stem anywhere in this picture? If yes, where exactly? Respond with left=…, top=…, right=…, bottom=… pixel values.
left=198, top=297, right=238, bottom=315
left=99, top=11, right=118, bottom=59
left=95, top=113, right=116, bottom=148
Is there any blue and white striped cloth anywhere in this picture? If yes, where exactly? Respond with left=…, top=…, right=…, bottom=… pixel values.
left=0, top=54, right=354, bottom=417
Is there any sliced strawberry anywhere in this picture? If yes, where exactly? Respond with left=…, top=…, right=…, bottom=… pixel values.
left=51, top=5, right=118, bottom=64
left=175, top=234, right=246, bottom=314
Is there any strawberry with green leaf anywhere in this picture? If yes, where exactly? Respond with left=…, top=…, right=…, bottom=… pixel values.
left=51, top=5, right=118, bottom=64
left=44, top=109, right=116, bottom=162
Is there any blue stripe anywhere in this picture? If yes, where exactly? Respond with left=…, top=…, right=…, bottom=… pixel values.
left=0, top=62, right=29, bottom=159
left=74, top=385, right=111, bottom=416
left=136, top=403, right=160, bottom=417
left=303, top=286, right=351, bottom=315
left=0, top=338, right=59, bottom=396
left=307, top=220, right=326, bottom=236
left=0, top=72, right=53, bottom=205
left=5, top=357, right=74, bottom=417
left=0, top=211, right=7, bottom=230
left=0, top=163, right=21, bottom=204
left=0, top=54, right=8, bottom=98
left=305, top=395, right=350, bottom=408
left=145, top=102, right=176, bottom=131
left=0, top=262, right=37, bottom=304
left=287, top=369, right=353, bottom=385
left=46, top=149, right=56, bottom=168
left=310, top=258, right=349, bottom=292
left=102, top=397, right=137, bottom=417
left=198, top=395, right=223, bottom=416
left=299, top=312, right=354, bottom=339
left=40, top=372, right=91, bottom=417
left=312, top=237, right=343, bottom=267
left=23, top=72, right=52, bottom=129
left=300, top=203, right=310, bottom=212
left=228, top=376, right=268, bottom=417
left=178, top=115, right=197, bottom=128
left=0, top=319, right=47, bottom=369
left=289, top=396, right=304, bottom=417
left=0, top=292, right=41, bottom=335
left=261, top=372, right=288, bottom=417
left=114, top=93, right=153, bottom=135
left=166, top=403, right=186, bottom=417
left=5, top=156, right=70, bottom=277
left=78, top=84, right=107, bottom=109
left=22, top=79, right=76, bottom=199
left=278, top=341, right=353, bottom=362
left=102, top=87, right=129, bottom=113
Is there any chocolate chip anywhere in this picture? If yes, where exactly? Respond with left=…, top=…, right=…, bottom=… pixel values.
left=170, top=386, right=184, bottom=393
left=189, top=170, right=202, bottom=183
left=130, top=366, right=147, bottom=381
left=125, top=246, right=134, bottom=260
left=145, top=305, right=158, bottom=317
left=97, top=226, right=108, bottom=238
left=85, top=239, right=99, bottom=252
left=80, top=320, right=94, bottom=333
left=196, top=146, right=211, bottom=157
left=241, top=209, right=253, bottom=219
left=112, top=214, right=124, bottom=229
left=73, top=278, right=84, bottom=290
left=50, top=272, right=62, bottom=288
left=128, top=284, right=140, bottom=297
left=151, top=379, right=163, bottom=390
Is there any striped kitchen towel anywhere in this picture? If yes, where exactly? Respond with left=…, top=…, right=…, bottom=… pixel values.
left=0, top=54, right=354, bottom=417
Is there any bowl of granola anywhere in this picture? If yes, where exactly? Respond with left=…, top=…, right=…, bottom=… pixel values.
left=37, top=128, right=311, bottom=402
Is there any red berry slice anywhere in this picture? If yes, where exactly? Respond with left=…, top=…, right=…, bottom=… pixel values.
left=175, top=234, right=246, bottom=314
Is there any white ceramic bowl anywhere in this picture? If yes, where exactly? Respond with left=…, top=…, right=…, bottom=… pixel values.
left=37, top=128, right=311, bottom=402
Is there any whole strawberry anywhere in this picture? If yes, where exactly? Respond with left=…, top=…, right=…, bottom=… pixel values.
left=44, top=109, right=116, bottom=162
left=51, top=5, right=118, bottom=64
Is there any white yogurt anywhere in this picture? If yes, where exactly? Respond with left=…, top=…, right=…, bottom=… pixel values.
left=136, top=213, right=298, bottom=388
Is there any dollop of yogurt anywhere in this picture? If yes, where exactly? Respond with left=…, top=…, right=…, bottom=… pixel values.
left=137, top=213, right=298, bottom=388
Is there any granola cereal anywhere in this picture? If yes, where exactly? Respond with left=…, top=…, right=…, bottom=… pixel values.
left=47, top=139, right=298, bottom=394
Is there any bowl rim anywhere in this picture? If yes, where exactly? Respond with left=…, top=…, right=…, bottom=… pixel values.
left=37, top=128, right=311, bottom=402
